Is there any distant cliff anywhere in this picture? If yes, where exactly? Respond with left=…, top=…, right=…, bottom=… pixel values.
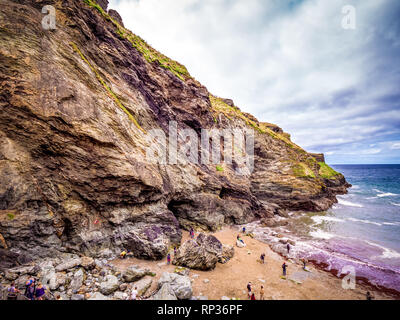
left=0, top=0, right=349, bottom=267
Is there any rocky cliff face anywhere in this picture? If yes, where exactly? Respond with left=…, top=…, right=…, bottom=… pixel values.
left=0, top=0, right=349, bottom=267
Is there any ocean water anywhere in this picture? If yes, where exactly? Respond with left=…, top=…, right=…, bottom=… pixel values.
left=293, top=165, right=400, bottom=294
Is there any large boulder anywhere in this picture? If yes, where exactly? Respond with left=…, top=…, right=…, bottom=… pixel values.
left=152, top=283, right=177, bottom=300
left=122, top=265, right=149, bottom=282
left=172, top=233, right=223, bottom=270
left=134, top=277, right=153, bottom=296
left=157, top=272, right=192, bottom=300
left=55, top=258, right=81, bottom=272
left=69, top=268, right=84, bottom=293
left=100, top=275, right=119, bottom=295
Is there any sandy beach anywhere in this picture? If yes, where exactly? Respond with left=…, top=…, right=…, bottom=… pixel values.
left=112, top=226, right=395, bottom=300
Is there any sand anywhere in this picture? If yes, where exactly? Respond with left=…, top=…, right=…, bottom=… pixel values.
left=112, top=226, right=395, bottom=300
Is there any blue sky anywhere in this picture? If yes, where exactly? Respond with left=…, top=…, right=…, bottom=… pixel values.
left=109, top=0, right=400, bottom=164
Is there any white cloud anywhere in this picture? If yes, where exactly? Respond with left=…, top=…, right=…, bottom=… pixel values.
left=391, top=142, right=400, bottom=150
left=109, top=0, right=400, bottom=163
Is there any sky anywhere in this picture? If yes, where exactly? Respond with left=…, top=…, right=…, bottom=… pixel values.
left=108, top=0, right=400, bottom=164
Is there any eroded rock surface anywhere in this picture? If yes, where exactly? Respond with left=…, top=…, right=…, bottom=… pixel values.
left=172, top=233, right=224, bottom=270
left=0, top=0, right=350, bottom=265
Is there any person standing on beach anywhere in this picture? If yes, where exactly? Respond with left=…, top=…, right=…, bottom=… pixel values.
left=131, top=286, right=138, bottom=300
left=282, top=262, right=288, bottom=276
left=259, top=285, right=265, bottom=300
left=167, top=253, right=171, bottom=265
left=301, top=258, right=307, bottom=270
left=251, top=293, right=256, bottom=300
left=286, top=243, right=290, bottom=254
left=242, top=227, right=246, bottom=234
left=247, top=282, right=252, bottom=298
left=260, top=253, right=265, bottom=264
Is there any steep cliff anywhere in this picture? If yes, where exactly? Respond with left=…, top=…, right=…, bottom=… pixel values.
left=0, top=0, right=349, bottom=267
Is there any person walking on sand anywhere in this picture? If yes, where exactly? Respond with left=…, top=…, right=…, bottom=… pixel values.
left=131, top=286, right=138, bottom=300
left=260, top=253, right=265, bottom=264
left=282, top=262, right=288, bottom=276
left=301, top=258, right=307, bottom=270
left=247, top=282, right=252, bottom=298
left=167, top=253, right=171, bottom=265
left=259, top=285, right=265, bottom=300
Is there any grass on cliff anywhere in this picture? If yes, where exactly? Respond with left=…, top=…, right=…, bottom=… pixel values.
left=209, top=95, right=306, bottom=153
left=83, top=0, right=190, bottom=81
left=70, top=42, right=145, bottom=133
left=292, top=162, right=316, bottom=178
left=318, top=162, right=340, bottom=179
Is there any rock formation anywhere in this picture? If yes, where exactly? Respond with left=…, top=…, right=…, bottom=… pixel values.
left=172, top=233, right=227, bottom=270
left=0, top=0, right=350, bottom=267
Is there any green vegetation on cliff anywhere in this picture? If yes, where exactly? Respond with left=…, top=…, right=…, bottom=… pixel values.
left=292, top=162, right=316, bottom=178
left=318, top=162, right=340, bottom=179
left=83, top=0, right=190, bottom=81
left=70, top=42, right=145, bottom=133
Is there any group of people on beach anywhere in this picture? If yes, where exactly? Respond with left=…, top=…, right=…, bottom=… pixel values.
left=6, top=279, right=47, bottom=301
left=247, top=282, right=265, bottom=300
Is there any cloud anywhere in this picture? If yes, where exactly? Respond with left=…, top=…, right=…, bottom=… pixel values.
left=391, top=142, right=400, bottom=150
left=109, top=0, right=400, bottom=164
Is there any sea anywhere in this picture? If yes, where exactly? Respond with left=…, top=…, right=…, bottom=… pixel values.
left=246, top=164, right=400, bottom=295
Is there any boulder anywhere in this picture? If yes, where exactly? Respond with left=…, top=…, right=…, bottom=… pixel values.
left=218, top=245, right=234, bottom=264
left=70, top=269, right=84, bottom=293
left=122, top=265, right=149, bottom=282
left=8, top=264, right=39, bottom=276
left=157, top=272, right=192, bottom=300
left=4, top=270, right=18, bottom=281
left=80, top=257, right=95, bottom=270
left=134, top=277, right=152, bottom=296
left=100, top=275, right=119, bottom=295
left=152, top=283, right=177, bottom=300
left=113, top=291, right=128, bottom=300
left=71, top=294, right=85, bottom=300
left=55, top=258, right=81, bottom=272
left=89, top=292, right=111, bottom=300
left=172, top=233, right=223, bottom=270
